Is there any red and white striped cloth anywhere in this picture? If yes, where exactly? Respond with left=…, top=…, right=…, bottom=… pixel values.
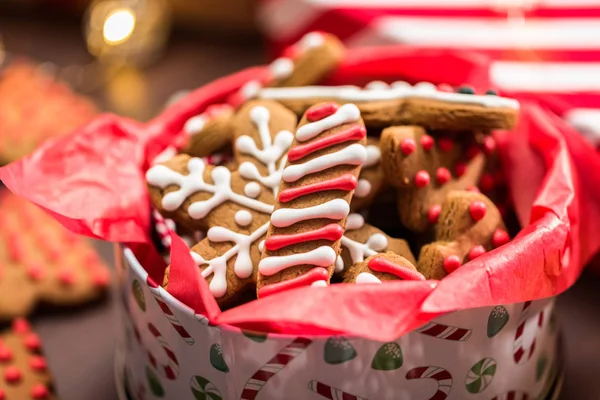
left=258, top=0, right=600, bottom=146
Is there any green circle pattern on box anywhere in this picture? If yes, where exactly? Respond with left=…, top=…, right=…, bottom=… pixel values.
left=132, top=280, right=146, bottom=311
left=487, top=306, right=509, bottom=338
left=536, top=353, right=548, bottom=382
left=210, top=344, right=229, bottom=373
left=190, top=375, right=222, bottom=400
left=465, top=358, right=497, bottom=394
left=242, top=330, right=268, bottom=343
left=324, top=336, right=357, bottom=365
left=146, top=366, right=164, bottom=397
left=371, top=342, right=403, bottom=371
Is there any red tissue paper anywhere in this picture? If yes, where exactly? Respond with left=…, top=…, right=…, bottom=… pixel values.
left=1, top=46, right=599, bottom=341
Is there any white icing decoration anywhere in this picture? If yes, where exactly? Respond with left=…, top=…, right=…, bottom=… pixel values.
left=269, top=57, right=294, bottom=80
left=365, top=80, right=390, bottom=90
left=235, top=210, right=253, bottom=227
left=354, top=179, right=371, bottom=198
left=282, top=143, right=367, bottom=183
left=334, top=255, right=344, bottom=273
left=146, top=159, right=273, bottom=218
left=259, top=84, right=520, bottom=109
left=298, top=32, right=325, bottom=50
left=244, top=182, right=261, bottom=198
left=184, top=115, right=206, bottom=135
left=258, top=246, right=336, bottom=276
left=192, top=222, right=269, bottom=298
left=345, top=213, right=364, bottom=231
left=367, top=233, right=388, bottom=252
left=258, top=240, right=265, bottom=253
left=391, top=81, right=411, bottom=89
left=241, top=80, right=262, bottom=100
left=152, top=146, right=176, bottom=165
left=296, top=103, right=361, bottom=142
left=364, top=145, right=381, bottom=168
left=270, top=199, right=350, bottom=228
left=311, top=280, right=328, bottom=287
left=356, top=272, right=382, bottom=284
left=414, top=81, right=437, bottom=92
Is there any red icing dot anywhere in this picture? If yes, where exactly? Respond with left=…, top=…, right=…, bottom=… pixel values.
left=454, top=162, right=467, bottom=177
left=0, top=346, right=13, bottom=362
left=31, top=384, right=50, bottom=399
left=92, top=269, right=110, bottom=288
left=428, top=205, right=442, bottom=224
left=400, top=138, right=416, bottom=155
left=492, top=229, right=510, bottom=248
left=12, top=319, right=30, bottom=334
left=483, top=136, right=496, bottom=155
left=437, top=83, right=454, bottom=92
left=420, top=135, right=434, bottom=151
left=469, top=201, right=487, bottom=221
left=26, top=263, right=45, bottom=281
left=436, top=167, right=451, bottom=184
left=306, top=102, right=339, bottom=122
left=8, top=237, right=25, bottom=261
left=57, top=268, right=76, bottom=286
left=479, top=173, right=495, bottom=191
left=414, top=171, right=430, bottom=188
left=438, top=138, right=454, bottom=152
left=443, top=255, right=461, bottom=274
left=30, top=356, right=47, bottom=371
left=468, top=245, right=486, bottom=260
left=24, top=334, right=41, bottom=352
left=466, top=145, right=480, bottom=160
left=4, top=366, right=22, bottom=383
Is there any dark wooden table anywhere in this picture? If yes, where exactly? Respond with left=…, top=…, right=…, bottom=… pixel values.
left=2, top=7, right=599, bottom=400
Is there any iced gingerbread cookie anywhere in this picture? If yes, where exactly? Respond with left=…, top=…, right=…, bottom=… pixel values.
left=343, top=252, right=425, bottom=284
left=229, top=32, right=345, bottom=107
left=351, top=137, right=387, bottom=211
left=257, top=102, right=368, bottom=295
left=258, top=82, right=518, bottom=130
left=417, top=191, right=510, bottom=280
left=178, top=104, right=235, bottom=158
left=0, top=319, right=57, bottom=399
left=0, top=194, right=110, bottom=320
left=380, top=125, right=488, bottom=232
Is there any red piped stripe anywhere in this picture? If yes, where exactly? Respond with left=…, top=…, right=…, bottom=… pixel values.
left=265, top=224, right=344, bottom=251
left=306, top=102, right=339, bottom=122
left=278, top=174, right=358, bottom=203
left=368, top=257, right=426, bottom=281
left=287, top=125, right=366, bottom=161
left=259, top=268, right=329, bottom=298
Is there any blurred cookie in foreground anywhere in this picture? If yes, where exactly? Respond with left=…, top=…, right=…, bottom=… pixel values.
left=0, top=319, right=57, bottom=399
left=0, top=193, right=110, bottom=320
left=0, top=60, right=97, bottom=163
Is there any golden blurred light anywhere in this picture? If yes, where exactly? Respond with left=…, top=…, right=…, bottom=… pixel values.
left=103, top=8, right=136, bottom=45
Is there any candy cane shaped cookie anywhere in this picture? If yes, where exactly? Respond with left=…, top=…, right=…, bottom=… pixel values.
left=344, top=252, right=424, bottom=284
left=490, top=391, right=531, bottom=400
left=308, top=380, right=368, bottom=400
left=406, top=366, right=453, bottom=400
left=416, top=322, right=472, bottom=342
left=257, top=103, right=367, bottom=296
left=240, top=337, right=312, bottom=400
left=146, top=277, right=194, bottom=346
left=146, top=323, right=180, bottom=380
left=513, top=301, right=544, bottom=364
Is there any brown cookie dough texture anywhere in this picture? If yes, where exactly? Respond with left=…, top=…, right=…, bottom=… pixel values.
left=257, top=102, right=367, bottom=295
left=258, top=81, right=519, bottom=131
left=179, top=104, right=235, bottom=158
left=343, top=252, right=423, bottom=284
left=0, top=319, right=57, bottom=399
left=380, top=125, right=486, bottom=232
left=0, top=194, right=110, bottom=320
left=417, top=191, right=510, bottom=280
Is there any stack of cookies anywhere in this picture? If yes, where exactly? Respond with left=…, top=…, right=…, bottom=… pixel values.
left=146, top=32, right=519, bottom=308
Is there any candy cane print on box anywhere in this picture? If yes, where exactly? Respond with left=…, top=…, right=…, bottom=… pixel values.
left=513, top=301, right=544, bottom=364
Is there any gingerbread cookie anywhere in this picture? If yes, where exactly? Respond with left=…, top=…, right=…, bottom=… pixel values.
left=229, top=32, right=345, bottom=107
left=343, top=252, right=425, bottom=284
left=179, top=104, right=235, bottom=158
left=0, top=319, right=57, bottom=399
left=258, top=81, right=518, bottom=130
left=351, top=137, right=387, bottom=211
left=380, top=125, right=486, bottom=232
left=417, top=191, right=510, bottom=280
left=257, top=102, right=368, bottom=294
left=0, top=194, right=110, bottom=320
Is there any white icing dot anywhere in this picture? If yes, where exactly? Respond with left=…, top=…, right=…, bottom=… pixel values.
left=184, top=115, right=206, bottom=135
left=258, top=240, right=265, bottom=253
left=334, top=256, right=344, bottom=273
left=414, top=82, right=437, bottom=92
left=356, top=272, right=382, bottom=284
left=311, top=280, right=328, bottom=287
left=391, top=81, right=411, bottom=89
left=364, top=145, right=381, bottom=168
left=365, top=81, right=390, bottom=90
left=235, top=210, right=253, bottom=227
left=354, top=179, right=372, bottom=198
left=244, top=182, right=261, bottom=198
left=367, top=233, right=388, bottom=252
left=241, top=80, right=261, bottom=99
left=346, top=213, right=364, bottom=231
left=298, top=32, right=325, bottom=50
left=269, top=57, right=294, bottom=80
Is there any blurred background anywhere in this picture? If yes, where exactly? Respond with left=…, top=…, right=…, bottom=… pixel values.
left=1, top=0, right=600, bottom=399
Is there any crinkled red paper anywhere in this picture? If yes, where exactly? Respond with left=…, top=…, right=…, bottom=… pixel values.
left=1, top=47, right=599, bottom=341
